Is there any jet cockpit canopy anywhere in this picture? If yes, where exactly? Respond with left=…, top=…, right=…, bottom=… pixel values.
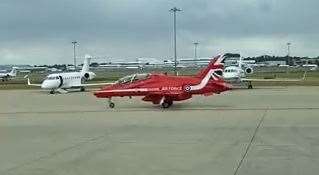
left=117, top=73, right=150, bottom=84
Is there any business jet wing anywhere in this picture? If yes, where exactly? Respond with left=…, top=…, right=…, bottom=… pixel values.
left=242, top=78, right=303, bottom=82
left=56, top=88, right=68, bottom=94
left=24, top=75, right=42, bottom=87
left=241, top=71, right=307, bottom=82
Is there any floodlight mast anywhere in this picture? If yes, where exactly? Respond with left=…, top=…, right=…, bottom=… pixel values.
left=193, top=42, right=199, bottom=60
left=170, top=7, right=182, bottom=75
left=287, top=42, right=291, bottom=57
left=72, top=41, right=78, bottom=70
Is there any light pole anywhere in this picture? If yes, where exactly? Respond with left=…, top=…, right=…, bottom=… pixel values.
left=193, top=42, right=199, bottom=60
left=287, top=42, right=291, bottom=57
left=72, top=41, right=78, bottom=70
left=170, top=7, right=181, bottom=75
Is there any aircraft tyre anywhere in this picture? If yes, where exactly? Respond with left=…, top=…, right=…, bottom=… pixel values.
left=49, top=90, right=55, bottom=94
left=162, top=100, right=173, bottom=108
left=80, top=87, right=85, bottom=92
left=162, top=102, right=170, bottom=108
left=109, top=102, right=115, bottom=108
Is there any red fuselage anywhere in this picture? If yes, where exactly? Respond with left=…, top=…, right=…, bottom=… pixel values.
left=94, top=54, right=232, bottom=107
left=94, top=73, right=231, bottom=104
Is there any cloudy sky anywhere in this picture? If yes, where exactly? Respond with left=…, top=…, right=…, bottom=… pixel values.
left=1, top=0, right=318, bottom=64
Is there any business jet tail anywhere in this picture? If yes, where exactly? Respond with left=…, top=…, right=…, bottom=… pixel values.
left=81, top=55, right=92, bottom=74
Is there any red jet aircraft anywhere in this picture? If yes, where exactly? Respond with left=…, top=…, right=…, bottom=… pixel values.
left=94, top=54, right=232, bottom=108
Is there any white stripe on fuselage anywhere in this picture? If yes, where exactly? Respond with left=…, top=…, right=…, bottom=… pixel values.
left=97, top=88, right=159, bottom=93
left=190, top=69, right=222, bottom=91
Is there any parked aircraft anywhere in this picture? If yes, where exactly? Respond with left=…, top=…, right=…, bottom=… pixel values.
left=223, top=57, right=306, bottom=89
left=94, top=54, right=231, bottom=108
left=0, top=67, right=17, bottom=81
left=26, top=55, right=113, bottom=94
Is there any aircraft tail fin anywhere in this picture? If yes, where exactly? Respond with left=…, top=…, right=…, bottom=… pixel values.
left=9, top=67, right=18, bottom=77
left=81, top=55, right=92, bottom=74
left=189, top=54, right=231, bottom=92
left=195, top=54, right=225, bottom=79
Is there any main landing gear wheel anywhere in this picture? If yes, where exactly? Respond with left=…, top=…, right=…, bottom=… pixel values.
left=80, top=87, right=85, bottom=92
left=49, top=90, right=55, bottom=94
left=109, top=102, right=115, bottom=108
left=161, top=101, right=173, bottom=108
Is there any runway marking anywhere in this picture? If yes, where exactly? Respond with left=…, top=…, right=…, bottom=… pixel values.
left=233, top=109, right=268, bottom=175
left=0, top=107, right=318, bottom=116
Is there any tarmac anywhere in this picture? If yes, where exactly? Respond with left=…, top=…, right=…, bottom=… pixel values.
left=0, top=86, right=319, bottom=175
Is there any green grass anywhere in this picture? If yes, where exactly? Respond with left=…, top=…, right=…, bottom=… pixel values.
left=1, top=68, right=318, bottom=90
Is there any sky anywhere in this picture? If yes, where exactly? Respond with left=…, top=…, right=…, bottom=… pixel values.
left=1, top=0, right=319, bottom=65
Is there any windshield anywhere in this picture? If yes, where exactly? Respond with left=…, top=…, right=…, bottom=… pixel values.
left=117, top=73, right=150, bottom=84
left=46, top=76, right=59, bottom=80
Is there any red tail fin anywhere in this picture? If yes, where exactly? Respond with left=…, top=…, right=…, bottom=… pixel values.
left=195, top=54, right=225, bottom=79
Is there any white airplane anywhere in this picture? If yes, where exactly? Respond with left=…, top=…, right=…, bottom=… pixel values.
left=223, top=57, right=306, bottom=89
left=223, top=58, right=253, bottom=83
left=26, top=55, right=113, bottom=94
left=0, top=67, right=18, bottom=81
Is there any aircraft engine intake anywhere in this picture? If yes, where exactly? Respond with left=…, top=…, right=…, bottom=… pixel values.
left=83, top=72, right=96, bottom=80
left=245, top=67, right=253, bottom=74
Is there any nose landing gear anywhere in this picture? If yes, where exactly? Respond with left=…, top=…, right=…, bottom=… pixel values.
left=108, top=98, right=115, bottom=108
left=247, top=81, right=253, bottom=89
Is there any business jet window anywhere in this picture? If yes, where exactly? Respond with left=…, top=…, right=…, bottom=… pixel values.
left=47, top=76, right=59, bottom=80
left=226, top=69, right=236, bottom=73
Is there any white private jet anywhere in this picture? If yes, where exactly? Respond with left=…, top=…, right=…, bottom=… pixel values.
left=26, top=55, right=113, bottom=94
left=0, top=67, right=18, bottom=81
left=223, top=57, right=306, bottom=89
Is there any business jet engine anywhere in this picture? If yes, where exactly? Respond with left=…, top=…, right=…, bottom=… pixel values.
left=245, top=67, right=253, bottom=74
left=82, top=72, right=96, bottom=80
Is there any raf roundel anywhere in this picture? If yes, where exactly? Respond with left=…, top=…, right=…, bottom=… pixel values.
left=184, top=85, right=191, bottom=92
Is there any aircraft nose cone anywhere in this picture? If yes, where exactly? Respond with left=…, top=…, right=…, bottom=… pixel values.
left=41, top=80, right=59, bottom=89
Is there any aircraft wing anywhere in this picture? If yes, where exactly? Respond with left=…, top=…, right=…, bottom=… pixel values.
left=26, top=77, right=42, bottom=87
left=81, top=82, right=115, bottom=87
left=142, top=91, right=184, bottom=104
left=241, top=78, right=303, bottom=82
left=241, top=71, right=307, bottom=82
